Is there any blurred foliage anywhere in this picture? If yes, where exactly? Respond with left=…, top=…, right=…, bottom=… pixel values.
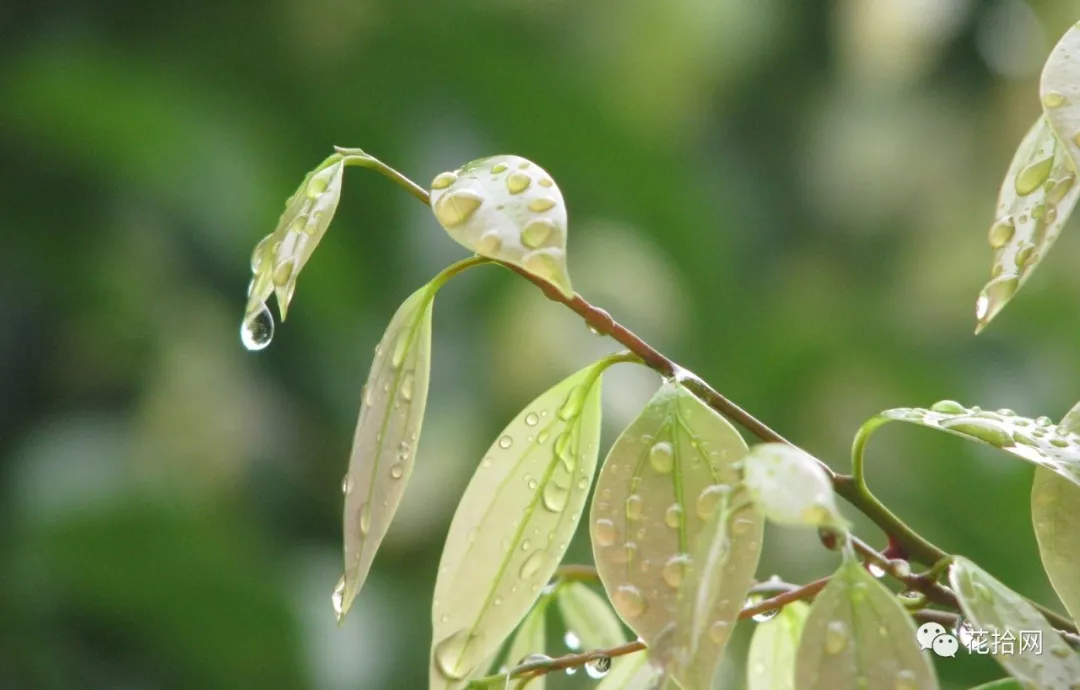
left=4, top=1, right=1080, bottom=688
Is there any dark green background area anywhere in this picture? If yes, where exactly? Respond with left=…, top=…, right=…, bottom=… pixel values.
left=2, top=1, right=1079, bottom=688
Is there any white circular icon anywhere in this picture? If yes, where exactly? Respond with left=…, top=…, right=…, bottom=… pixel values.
left=932, top=633, right=959, bottom=658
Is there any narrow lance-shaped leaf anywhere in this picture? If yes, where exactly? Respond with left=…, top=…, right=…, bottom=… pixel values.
left=870, top=402, right=1080, bottom=487
left=430, top=363, right=605, bottom=689
left=334, top=284, right=434, bottom=621
left=242, top=153, right=346, bottom=350
left=794, top=555, right=939, bottom=690
left=1032, top=401, right=1080, bottom=626
left=429, top=155, right=573, bottom=299
left=746, top=600, right=809, bottom=690
left=742, top=443, right=847, bottom=530
left=505, top=598, right=549, bottom=690
left=590, top=379, right=762, bottom=685
left=976, top=22, right=1080, bottom=332
left=949, top=556, right=1080, bottom=687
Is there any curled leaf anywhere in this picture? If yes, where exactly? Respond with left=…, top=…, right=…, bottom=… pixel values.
left=334, top=284, right=435, bottom=621
left=870, top=403, right=1080, bottom=487
left=429, top=363, right=605, bottom=689
left=794, top=556, right=938, bottom=690
left=977, top=22, right=1080, bottom=332
left=429, top=155, right=573, bottom=298
left=590, top=379, right=761, bottom=685
left=742, top=443, right=846, bottom=530
left=243, top=154, right=345, bottom=349
left=556, top=582, right=627, bottom=651
left=949, top=556, right=1080, bottom=687
left=746, top=600, right=809, bottom=690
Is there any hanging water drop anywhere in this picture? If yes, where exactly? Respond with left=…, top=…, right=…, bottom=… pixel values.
left=867, top=562, right=886, bottom=578
left=331, top=575, right=347, bottom=621
left=585, top=657, right=611, bottom=679
left=240, top=305, right=275, bottom=351
left=564, top=631, right=581, bottom=651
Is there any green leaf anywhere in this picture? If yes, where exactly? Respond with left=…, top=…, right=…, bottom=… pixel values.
left=591, top=379, right=762, bottom=686
left=429, top=363, right=605, bottom=689
left=1032, top=402, right=1080, bottom=626
left=870, top=403, right=1080, bottom=487
left=335, top=284, right=435, bottom=621
left=794, top=556, right=938, bottom=690
left=967, top=681, right=1024, bottom=690
left=742, top=443, right=847, bottom=530
left=556, top=582, right=628, bottom=650
left=428, top=155, right=573, bottom=299
left=976, top=23, right=1080, bottom=333
left=596, top=652, right=662, bottom=690
left=243, top=153, right=345, bottom=348
left=746, top=600, right=809, bottom=690
left=949, top=556, right=1080, bottom=687
left=505, top=599, right=549, bottom=690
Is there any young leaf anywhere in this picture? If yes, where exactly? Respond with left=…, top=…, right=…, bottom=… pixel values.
left=428, top=155, right=573, bottom=299
left=556, top=582, right=628, bottom=650
left=742, top=443, right=847, bottom=530
left=794, top=556, right=939, bottom=690
left=746, top=600, right=810, bottom=690
left=976, top=22, right=1080, bottom=333
left=429, top=363, right=605, bottom=688
left=949, top=556, right=1080, bottom=687
left=1032, top=402, right=1080, bottom=625
left=870, top=403, right=1080, bottom=487
left=590, top=379, right=762, bottom=683
left=335, top=284, right=435, bottom=621
left=242, top=153, right=345, bottom=349
left=505, top=599, right=549, bottom=690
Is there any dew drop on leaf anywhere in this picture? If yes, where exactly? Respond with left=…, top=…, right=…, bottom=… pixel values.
left=823, top=620, right=848, bottom=655
left=331, top=575, right=347, bottom=621
left=613, top=585, right=647, bottom=618
left=649, top=441, right=675, bottom=473
left=240, top=304, right=275, bottom=351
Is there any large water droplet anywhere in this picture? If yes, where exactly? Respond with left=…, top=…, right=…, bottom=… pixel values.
left=524, top=412, right=539, bottom=427
left=251, top=235, right=272, bottom=272
left=824, top=620, right=848, bottom=655
left=390, top=463, right=404, bottom=479
left=331, top=575, right=347, bottom=621
left=613, top=585, right=646, bottom=618
left=506, top=171, right=532, bottom=194
left=593, top=519, right=617, bottom=546
left=940, top=417, right=1012, bottom=446
left=1048, top=175, right=1076, bottom=204
left=649, top=441, right=674, bottom=473
left=434, top=630, right=485, bottom=680
left=434, top=190, right=484, bottom=228
left=661, top=554, right=691, bottom=588
left=358, top=502, right=372, bottom=535
left=696, top=484, right=732, bottom=520
left=499, top=435, right=513, bottom=449
left=341, top=475, right=352, bottom=494
left=431, top=171, right=457, bottom=190
left=240, top=305, right=275, bottom=351
left=988, top=217, right=1015, bottom=249
left=709, top=620, right=730, bottom=644
left=521, top=218, right=555, bottom=248
left=558, top=386, right=586, bottom=421
left=1016, top=156, right=1055, bottom=196
left=625, top=495, right=644, bottom=521
left=543, top=480, right=569, bottom=511
left=400, top=372, right=415, bottom=402
left=523, top=249, right=562, bottom=283
left=1044, top=91, right=1067, bottom=108
left=1016, top=243, right=1035, bottom=267
left=528, top=197, right=557, bottom=213
left=975, top=274, right=1020, bottom=327
left=491, top=162, right=509, bottom=174
left=664, top=503, right=683, bottom=529
left=751, top=606, right=778, bottom=623
left=585, top=657, right=611, bottom=679
left=520, top=550, right=546, bottom=578
left=930, top=400, right=966, bottom=414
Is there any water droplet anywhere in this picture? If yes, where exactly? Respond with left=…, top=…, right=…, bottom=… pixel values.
left=585, top=657, right=611, bottom=679
left=565, top=666, right=577, bottom=676
left=1048, top=175, right=1076, bottom=204
left=558, top=386, right=586, bottom=421
left=506, top=171, right=532, bottom=194
left=649, top=441, right=675, bottom=473
left=930, top=400, right=966, bottom=414
left=867, top=562, right=886, bottom=578
left=1050, top=436, right=1070, bottom=448
left=751, top=606, right=778, bottom=623
left=976, top=273, right=1020, bottom=326
left=731, top=517, right=755, bottom=534
left=434, top=630, right=485, bottom=680
left=240, top=305, right=275, bottom=351
left=1044, top=91, right=1066, bottom=108
left=399, top=371, right=415, bottom=402
left=331, top=575, right=347, bottom=620
left=940, top=417, right=1012, bottom=446
left=272, top=259, right=295, bottom=287
left=251, top=235, right=272, bottom=272
left=988, top=217, right=1015, bottom=249
left=696, top=484, right=732, bottom=520
left=1016, top=156, right=1054, bottom=196
left=357, top=502, right=372, bottom=535
left=1016, top=243, right=1035, bottom=267
left=625, top=494, right=644, bottom=521
left=523, top=249, right=562, bottom=282
left=433, top=190, right=484, bottom=228
left=661, top=554, right=691, bottom=588
left=390, top=462, right=404, bottom=479
left=390, top=330, right=410, bottom=369
left=528, top=197, right=557, bottom=213
left=521, top=218, right=556, bottom=248
left=538, top=177, right=553, bottom=187
left=664, top=503, right=683, bottom=528
left=477, top=230, right=502, bottom=254
left=520, top=550, right=546, bottom=578
left=431, top=171, right=457, bottom=190
left=613, top=585, right=646, bottom=618
left=824, top=620, right=848, bottom=655
left=491, top=162, right=508, bottom=174
left=499, top=435, right=513, bottom=449
left=543, top=480, right=569, bottom=511
left=709, top=620, right=730, bottom=644
left=1037, top=416, right=1053, bottom=426
left=593, top=519, right=617, bottom=546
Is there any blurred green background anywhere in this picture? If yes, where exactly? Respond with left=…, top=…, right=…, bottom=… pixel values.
left=4, top=0, right=1080, bottom=688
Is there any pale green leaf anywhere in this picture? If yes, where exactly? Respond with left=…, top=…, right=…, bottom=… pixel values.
left=949, top=556, right=1080, bottom=687
left=243, top=153, right=345, bottom=345
left=596, top=652, right=662, bottom=690
left=335, top=284, right=435, bottom=621
left=428, top=155, right=573, bottom=298
left=429, top=363, right=605, bottom=689
left=872, top=403, right=1080, bottom=487
left=976, top=23, right=1080, bottom=332
left=746, top=600, right=809, bottom=690
left=1031, top=402, right=1080, bottom=626
left=591, top=379, right=761, bottom=687
left=794, top=556, right=938, bottom=690
left=556, top=582, right=627, bottom=650
left=505, top=599, right=549, bottom=690
left=967, top=681, right=1024, bottom=690
left=743, top=443, right=847, bottom=530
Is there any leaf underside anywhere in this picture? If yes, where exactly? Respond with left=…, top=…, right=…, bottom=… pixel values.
left=505, top=599, right=549, bottom=690
left=742, top=442, right=845, bottom=529
left=746, top=600, right=809, bottom=690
